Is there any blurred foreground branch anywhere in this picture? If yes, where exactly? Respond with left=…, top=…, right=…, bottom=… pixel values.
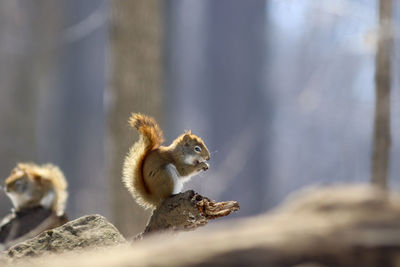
left=4, top=185, right=400, bottom=266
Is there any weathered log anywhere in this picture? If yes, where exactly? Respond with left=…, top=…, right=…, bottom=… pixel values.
left=137, top=190, right=240, bottom=238
left=1, top=191, right=239, bottom=262
left=5, top=185, right=400, bottom=267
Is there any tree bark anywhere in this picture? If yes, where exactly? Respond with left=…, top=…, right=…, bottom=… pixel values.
left=371, top=0, right=393, bottom=189
left=137, top=190, right=239, bottom=239
left=107, top=0, right=163, bottom=236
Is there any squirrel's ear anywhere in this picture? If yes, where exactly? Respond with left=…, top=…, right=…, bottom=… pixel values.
left=32, top=174, right=43, bottom=184
left=183, top=130, right=192, bottom=137
left=182, top=132, right=192, bottom=146
left=183, top=132, right=192, bottom=140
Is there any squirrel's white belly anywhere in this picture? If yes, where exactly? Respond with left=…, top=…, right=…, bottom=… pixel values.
left=6, top=192, right=30, bottom=210
left=166, top=164, right=194, bottom=194
left=40, top=190, right=55, bottom=209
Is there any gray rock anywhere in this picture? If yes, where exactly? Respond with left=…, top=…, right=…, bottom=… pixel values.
left=5, top=214, right=126, bottom=259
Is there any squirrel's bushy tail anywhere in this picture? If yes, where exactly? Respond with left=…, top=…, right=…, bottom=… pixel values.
left=122, top=113, right=164, bottom=209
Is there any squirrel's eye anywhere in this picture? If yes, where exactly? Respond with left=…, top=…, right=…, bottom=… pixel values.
left=194, top=146, right=201, bottom=153
left=14, top=180, right=27, bottom=192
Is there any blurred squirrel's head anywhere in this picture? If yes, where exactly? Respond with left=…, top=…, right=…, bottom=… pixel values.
left=4, top=163, right=67, bottom=215
left=5, top=168, right=53, bottom=211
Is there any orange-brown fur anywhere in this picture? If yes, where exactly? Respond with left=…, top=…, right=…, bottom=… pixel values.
left=123, top=113, right=210, bottom=210
left=4, top=163, right=68, bottom=216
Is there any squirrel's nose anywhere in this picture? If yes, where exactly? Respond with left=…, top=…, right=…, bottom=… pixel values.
left=206, top=156, right=210, bottom=161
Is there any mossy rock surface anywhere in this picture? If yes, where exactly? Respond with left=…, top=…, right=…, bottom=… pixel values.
left=4, top=214, right=126, bottom=259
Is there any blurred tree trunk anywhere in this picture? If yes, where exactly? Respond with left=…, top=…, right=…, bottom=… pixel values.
left=37, top=1, right=108, bottom=219
left=108, top=0, right=163, bottom=236
left=0, top=1, right=59, bottom=216
left=371, top=0, right=393, bottom=189
left=164, top=0, right=268, bottom=214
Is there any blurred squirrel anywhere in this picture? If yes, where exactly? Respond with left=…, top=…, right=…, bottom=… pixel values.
left=0, top=163, right=68, bottom=249
left=123, top=113, right=210, bottom=210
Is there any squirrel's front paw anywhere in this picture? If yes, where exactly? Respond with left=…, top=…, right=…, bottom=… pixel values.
left=198, top=162, right=209, bottom=171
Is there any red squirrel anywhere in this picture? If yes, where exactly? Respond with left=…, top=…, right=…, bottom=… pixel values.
left=4, top=163, right=68, bottom=216
left=123, top=113, right=210, bottom=209
left=1, top=163, right=68, bottom=249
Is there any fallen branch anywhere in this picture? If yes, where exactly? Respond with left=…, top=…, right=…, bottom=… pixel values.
left=4, top=184, right=400, bottom=267
left=138, top=190, right=239, bottom=238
